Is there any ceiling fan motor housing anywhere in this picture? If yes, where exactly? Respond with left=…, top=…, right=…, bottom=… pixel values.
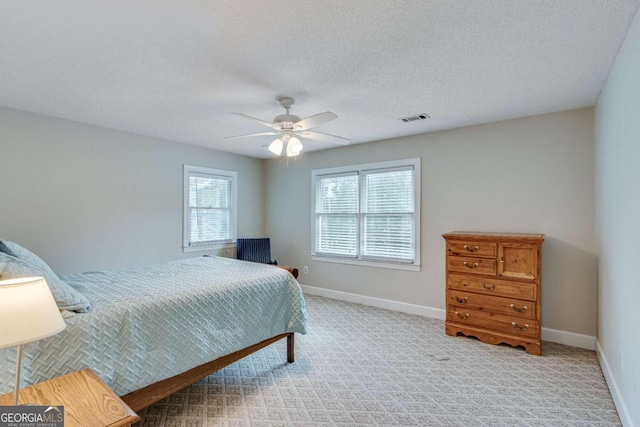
left=273, top=114, right=301, bottom=130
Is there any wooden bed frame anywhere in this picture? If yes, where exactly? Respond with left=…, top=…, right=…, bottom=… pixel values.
left=121, top=332, right=294, bottom=411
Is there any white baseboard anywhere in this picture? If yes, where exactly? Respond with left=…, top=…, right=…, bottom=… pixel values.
left=300, top=284, right=446, bottom=320
left=300, top=284, right=596, bottom=350
left=597, top=340, right=634, bottom=427
left=540, top=327, right=596, bottom=350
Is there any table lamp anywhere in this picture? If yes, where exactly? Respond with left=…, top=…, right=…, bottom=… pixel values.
left=0, top=276, right=66, bottom=405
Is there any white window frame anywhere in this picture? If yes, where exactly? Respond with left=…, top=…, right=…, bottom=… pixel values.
left=183, top=164, right=238, bottom=253
left=311, top=158, right=421, bottom=271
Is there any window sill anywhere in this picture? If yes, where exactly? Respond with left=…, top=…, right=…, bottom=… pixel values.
left=311, top=255, right=420, bottom=272
left=183, top=243, right=236, bottom=253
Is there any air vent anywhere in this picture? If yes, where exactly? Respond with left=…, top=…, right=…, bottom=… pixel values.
left=399, top=113, right=430, bottom=123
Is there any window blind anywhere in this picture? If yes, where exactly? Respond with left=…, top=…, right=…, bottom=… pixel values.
left=361, top=167, right=414, bottom=262
left=313, top=163, right=417, bottom=264
left=315, top=173, right=358, bottom=256
left=188, top=172, right=232, bottom=246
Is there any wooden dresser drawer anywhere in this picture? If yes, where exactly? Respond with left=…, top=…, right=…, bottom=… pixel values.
left=447, top=274, right=537, bottom=301
left=447, top=256, right=496, bottom=276
left=447, top=290, right=536, bottom=319
left=447, top=305, right=540, bottom=338
left=447, top=240, right=497, bottom=258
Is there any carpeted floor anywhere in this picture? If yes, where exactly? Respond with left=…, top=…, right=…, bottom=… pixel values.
left=136, top=295, right=620, bottom=426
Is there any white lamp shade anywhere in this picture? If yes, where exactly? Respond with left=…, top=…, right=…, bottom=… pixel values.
left=268, top=138, right=284, bottom=155
left=0, top=277, right=66, bottom=348
left=286, top=136, right=303, bottom=157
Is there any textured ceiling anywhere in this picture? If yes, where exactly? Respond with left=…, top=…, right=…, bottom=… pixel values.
left=1, top=1, right=638, bottom=158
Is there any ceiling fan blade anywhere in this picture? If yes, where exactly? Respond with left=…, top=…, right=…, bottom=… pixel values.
left=298, top=131, right=351, bottom=145
left=293, top=112, right=338, bottom=130
left=231, top=112, right=277, bottom=128
left=225, top=131, right=279, bottom=140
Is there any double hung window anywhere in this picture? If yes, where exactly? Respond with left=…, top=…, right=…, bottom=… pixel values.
left=312, top=158, right=420, bottom=270
left=183, top=165, right=237, bottom=252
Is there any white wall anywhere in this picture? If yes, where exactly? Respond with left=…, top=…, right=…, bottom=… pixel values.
left=595, top=7, right=640, bottom=426
left=266, top=108, right=596, bottom=336
left=0, top=107, right=265, bottom=274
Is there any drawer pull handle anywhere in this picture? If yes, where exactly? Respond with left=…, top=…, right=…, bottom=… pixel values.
left=510, top=304, right=528, bottom=313
left=482, top=283, right=495, bottom=291
left=463, top=245, right=480, bottom=252
left=463, top=261, right=479, bottom=269
left=511, top=322, right=530, bottom=331
left=455, top=296, right=468, bottom=303
left=455, top=311, right=470, bottom=319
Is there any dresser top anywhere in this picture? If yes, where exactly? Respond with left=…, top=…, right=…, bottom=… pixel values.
left=442, top=231, right=545, bottom=243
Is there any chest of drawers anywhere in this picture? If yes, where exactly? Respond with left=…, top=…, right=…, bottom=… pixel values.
left=443, top=232, right=544, bottom=355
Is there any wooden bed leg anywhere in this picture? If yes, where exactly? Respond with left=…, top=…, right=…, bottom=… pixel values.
left=287, top=333, right=295, bottom=363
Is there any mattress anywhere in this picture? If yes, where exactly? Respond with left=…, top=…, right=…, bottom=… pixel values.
left=0, top=256, right=307, bottom=396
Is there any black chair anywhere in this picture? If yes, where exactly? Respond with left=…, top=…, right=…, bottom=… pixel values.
left=236, top=238, right=277, bottom=265
left=236, top=238, right=299, bottom=279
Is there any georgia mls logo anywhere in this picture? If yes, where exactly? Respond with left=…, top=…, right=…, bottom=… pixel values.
left=0, top=405, right=64, bottom=427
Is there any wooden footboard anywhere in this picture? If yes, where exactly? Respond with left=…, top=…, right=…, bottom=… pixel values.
left=122, top=332, right=294, bottom=411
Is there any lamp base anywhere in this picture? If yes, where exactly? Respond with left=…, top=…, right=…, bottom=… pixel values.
left=14, top=344, right=22, bottom=406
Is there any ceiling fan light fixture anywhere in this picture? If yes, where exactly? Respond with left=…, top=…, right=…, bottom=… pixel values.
left=286, top=136, right=303, bottom=157
left=268, top=138, right=284, bottom=155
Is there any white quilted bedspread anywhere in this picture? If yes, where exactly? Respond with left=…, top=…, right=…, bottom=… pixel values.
left=0, top=256, right=307, bottom=396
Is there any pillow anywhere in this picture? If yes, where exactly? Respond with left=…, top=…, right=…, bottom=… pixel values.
left=0, top=252, right=91, bottom=312
left=0, top=240, right=59, bottom=279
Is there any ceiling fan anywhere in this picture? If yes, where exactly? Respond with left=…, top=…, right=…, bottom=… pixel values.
left=226, top=97, right=350, bottom=156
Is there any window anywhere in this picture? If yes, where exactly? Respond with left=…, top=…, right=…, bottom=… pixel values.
left=312, top=158, right=420, bottom=270
left=183, top=165, right=237, bottom=252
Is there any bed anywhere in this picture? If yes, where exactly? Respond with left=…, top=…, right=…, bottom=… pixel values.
left=0, top=253, right=307, bottom=410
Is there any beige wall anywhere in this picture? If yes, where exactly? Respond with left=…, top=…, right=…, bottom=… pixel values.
left=266, top=108, right=596, bottom=336
left=595, top=7, right=640, bottom=426
left=0, top=106, right=598, bottom=338
left=0, top=107, right=265, bottom=274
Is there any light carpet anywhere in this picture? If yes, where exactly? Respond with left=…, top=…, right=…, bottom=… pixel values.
left=136, top=295, right=620, bottom=426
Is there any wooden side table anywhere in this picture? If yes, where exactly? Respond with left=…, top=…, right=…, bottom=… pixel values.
left=278, top=265, right=299, bottom=279
left=0, top=368, right=139, bottom=427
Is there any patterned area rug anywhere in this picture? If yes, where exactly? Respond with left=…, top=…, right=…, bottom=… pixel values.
left=136, top=295, right=620, bottom=426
